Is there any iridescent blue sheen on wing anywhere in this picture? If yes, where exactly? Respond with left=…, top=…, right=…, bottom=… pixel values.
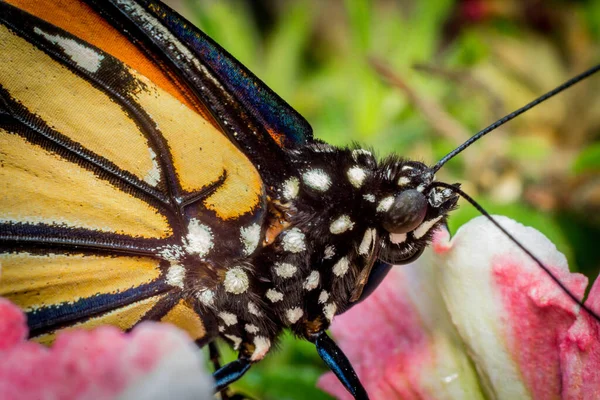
left=141, top=0, right=313, bottom=147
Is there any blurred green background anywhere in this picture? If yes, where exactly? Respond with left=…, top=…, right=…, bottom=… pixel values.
left=165, top=0, right=600, bottom=399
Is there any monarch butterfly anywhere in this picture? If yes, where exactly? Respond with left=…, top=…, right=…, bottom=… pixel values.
left=0, top=1, right=598, bottom=399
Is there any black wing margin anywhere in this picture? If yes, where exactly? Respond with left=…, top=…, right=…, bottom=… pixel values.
left=87, top=0, right=313, bottom=187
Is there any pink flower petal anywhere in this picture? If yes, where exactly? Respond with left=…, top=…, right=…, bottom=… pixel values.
left=319, top=231, right=484, bottom=399
left=319, top=216, right=600, bottom=400
left=0, top=298, right=27, bottom=350
left=560, top=277, right=600, bottom=400
left=0, top=299, right=213, bottom=400
left=434, top=216, right=599, bottom=399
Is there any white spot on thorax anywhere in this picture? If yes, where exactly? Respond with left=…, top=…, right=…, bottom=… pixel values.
left=219, top=312, right=238, bottom=326
left=323, top=303, right=337, bottom=321
left=282, top=177, right=300, bottom=200
left=165, top=263, right=185, bottom=289
left=144, top=147, right=161, bottom=186
left=266, top=289, right=284, bottom=303
left=223, top=267, right=249, bottom=294
left=34, top=27, right=104, bottom=73
left=333, top=257, right=350, bottom=277
left=302, top=169, right=331, bottom=192
left=248, top=302, right=262, bottom=317
left=359, top=228, right=377, bottom=255
left=402, top=165, right=414, bottom=171
left=398, top=176, right=411, bottom=186
left=251, top=336, right=271, bottom=361
left=363, top=194, right=376, bottom=203
left=377, top=196, right=394, bottom=213
left=303, top=271, right=320, bottom=291
left=318, top=290, right=329, bottom=304
left=184, top=219, right=213, bottom=257
left=414, top=216, right=443, bottom=239
left=286, top=307, right=304, bottom=324
left=218, top=325, right=225, bottom=333
left=329, top=215, right=354, bottom=235
left=324, top=245, right=335, bottom=260
left=196, top=290, right=214, bottom=306
left=347, top=166, right=367, bottom=188
left=282, top=228, right=306, bottom=253
left=390, top=233, right=407, bottom=244
left=274, top=262, right=297, bottom=278
left=352, top=149, right=372, bottom=161
left=245, top=324, right=259, bottom=334
left=240, top=223, right=261, bottom=256
left=224, top=334, right=242, bottom=350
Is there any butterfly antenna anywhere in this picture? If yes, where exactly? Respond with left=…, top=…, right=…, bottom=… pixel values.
left=432, top=64, right=600, bottom=173
left=432, top=181, right=600, bottom=323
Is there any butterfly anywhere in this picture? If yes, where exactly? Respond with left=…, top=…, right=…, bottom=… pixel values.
left=1, top=1, right=598, bottom=399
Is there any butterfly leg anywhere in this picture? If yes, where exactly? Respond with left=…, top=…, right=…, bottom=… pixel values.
left=213, top=356, right=251, bottom=392
left=309, top=331, right=369, bottom=400
left=208, top=341, right=223, bottom=371
left=208, top=342, right=232, bottom=400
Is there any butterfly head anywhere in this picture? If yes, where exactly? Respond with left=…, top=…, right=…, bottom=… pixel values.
left=272, top=143, right=459, bottom=321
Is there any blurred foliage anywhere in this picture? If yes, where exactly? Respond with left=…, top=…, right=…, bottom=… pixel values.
left=166, top=0, right=600, bottom=398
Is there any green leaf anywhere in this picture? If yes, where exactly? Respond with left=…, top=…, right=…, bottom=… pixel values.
left=572, top=143, right=600, bottom=174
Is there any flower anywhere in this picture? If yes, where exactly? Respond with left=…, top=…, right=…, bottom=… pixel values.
left=0, top=298, right=214, bottom=400
left=319, top=216, right=600, bottom=399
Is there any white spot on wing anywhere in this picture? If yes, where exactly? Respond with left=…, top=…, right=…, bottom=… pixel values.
left=166, top=263, right=185, bottom=289
left=302, top=169, right=331, bottom=192
left=347, top=166, right=367, bottom=188
left=219, top=312, right=238, bottom=326
left=144, top=147, right=161, bottom=186
left=303, top=271, right=320, bottom=291
left=414, top=216, right=443, bottom=239
left=223, top=267, right=249, bottom=294
left=377, top=196, right=394, bottom=213
left=329, top=215, right=354, bottom=235
left=282, top=177, right=300, bottom=200
left=184, top=219, right=213, bottom=257
left=274, top=262, right=297, bottom=278
left=266, top=289, right=284, bottom=303
left=240, top=223, right=261, bottom=256
left=158, top=244, right=185, bottom=261
left=286, top=307, right=304, bottom=324
left=251, top=336, right=271, bottom=361
left=282, top=228, right=306, bottom=253
left=333, top=257, right=350, bottom=277
left=34, top=27, right=104, bottom=73
left=359, top=228, right=377, bottom=255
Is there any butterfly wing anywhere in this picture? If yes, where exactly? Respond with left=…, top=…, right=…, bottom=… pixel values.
left=0, top=0, right=278, bottom=344
left=85, top=0, right=311, bottom=187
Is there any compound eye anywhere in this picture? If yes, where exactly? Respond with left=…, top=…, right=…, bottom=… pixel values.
left=382, top=189, right=428, bottom=234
